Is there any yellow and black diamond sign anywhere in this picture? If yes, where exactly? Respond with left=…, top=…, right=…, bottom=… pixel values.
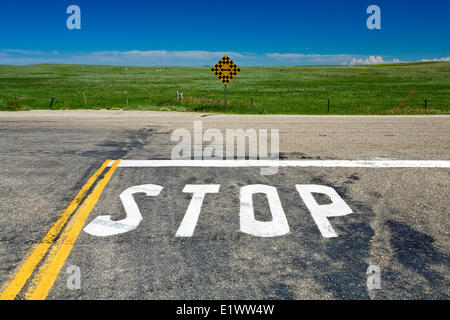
left=211, top=55, right=240, bottom=85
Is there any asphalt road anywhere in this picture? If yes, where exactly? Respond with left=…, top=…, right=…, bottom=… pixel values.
left=0, top=110, right=449, bottom=300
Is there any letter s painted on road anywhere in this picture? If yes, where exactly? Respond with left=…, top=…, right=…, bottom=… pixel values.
left=83, top=184, right=163, bottom=237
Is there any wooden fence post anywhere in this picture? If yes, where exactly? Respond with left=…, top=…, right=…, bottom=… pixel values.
left=83, top=92, right=88, bottom=108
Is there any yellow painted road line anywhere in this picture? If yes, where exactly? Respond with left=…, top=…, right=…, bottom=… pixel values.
left=0, top=159, right=111, bottom=300
left=24, top=159, right=122, bottom=300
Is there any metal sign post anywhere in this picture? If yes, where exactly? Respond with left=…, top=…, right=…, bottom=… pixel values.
left=224, top=85, right=227, bottom=108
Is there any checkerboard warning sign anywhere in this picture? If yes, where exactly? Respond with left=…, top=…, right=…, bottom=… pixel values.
left=211, top=55, right=240, bottom=85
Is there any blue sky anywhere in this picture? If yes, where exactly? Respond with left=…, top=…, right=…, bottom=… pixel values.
left=0, top=0, right=449, bottom=66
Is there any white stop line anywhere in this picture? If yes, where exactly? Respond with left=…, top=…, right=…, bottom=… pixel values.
left=108, top=160, right=450, bottom=168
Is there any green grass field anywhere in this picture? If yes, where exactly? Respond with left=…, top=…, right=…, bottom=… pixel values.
left=0, top=62, right=449, bottom=114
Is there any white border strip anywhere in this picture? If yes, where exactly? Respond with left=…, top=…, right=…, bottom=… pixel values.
left=108, top=160, right=450, bottom=168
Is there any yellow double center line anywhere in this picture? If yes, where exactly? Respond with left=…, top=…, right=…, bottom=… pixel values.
left=0, top=159, right=121, bottom=300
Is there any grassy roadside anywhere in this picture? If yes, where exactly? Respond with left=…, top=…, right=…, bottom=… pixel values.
left=0, top=62, right=449, bottom=114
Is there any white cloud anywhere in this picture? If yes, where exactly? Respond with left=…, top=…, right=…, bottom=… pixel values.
left=266, top=53, right=355, bottom=65
left=82, top=50, right=250, bottom=65
left=420, top=57, right=450, bottom=62
left=1, top=49, right=446, bottom=66
left=122, top=50, right=246, bottom=59
left=266, top=53, right=404, bottom=66
left=343, top=56, right=405, bottom=65
left=3, top=49, right=356, bottom=66
left=0, top=49, right=253, bottom=66
left=348, top=56, right=384, bottom=65
left=1, top=49, right=46, bottom=55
